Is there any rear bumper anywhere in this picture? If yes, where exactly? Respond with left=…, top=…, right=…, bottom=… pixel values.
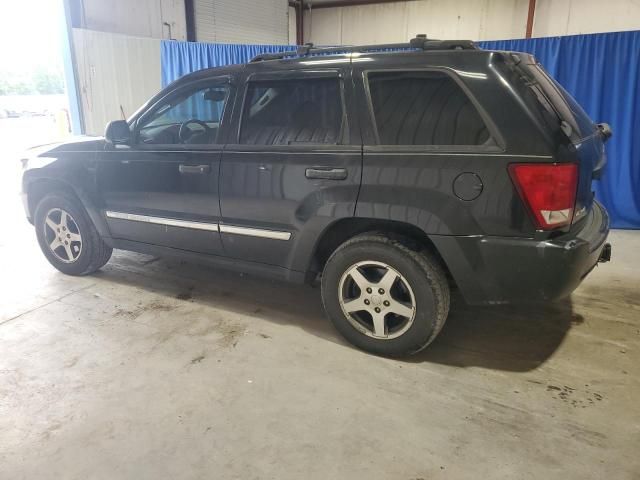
left=431, top=201, right=610, bottom=305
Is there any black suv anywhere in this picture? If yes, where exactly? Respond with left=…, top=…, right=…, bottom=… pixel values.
left=21, top=37, right=612, bottom=356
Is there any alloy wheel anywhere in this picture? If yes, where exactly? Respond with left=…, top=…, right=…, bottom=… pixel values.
left=43, top=208, right=83, bottom=263
left=338, top=260, right=416, bottom=339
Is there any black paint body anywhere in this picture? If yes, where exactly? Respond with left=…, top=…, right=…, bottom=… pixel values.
left=21, top=49, right=610, bottom=304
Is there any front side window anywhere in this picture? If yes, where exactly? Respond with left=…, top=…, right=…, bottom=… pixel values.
left=366, top=71, right=491, bottom=146
left=136, top=84, right=229, bottom=145
left=239, top=77, right=343, bottom=145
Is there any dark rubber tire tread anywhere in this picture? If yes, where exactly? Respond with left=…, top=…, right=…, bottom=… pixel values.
left=34, top=192, right=112, bottom=276
left=321, top=233, right=450, bottom=356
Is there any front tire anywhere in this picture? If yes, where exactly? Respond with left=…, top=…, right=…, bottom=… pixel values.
left=34, top=193, right=112, bottom=276
left=321, top=234, right=450, bottom=356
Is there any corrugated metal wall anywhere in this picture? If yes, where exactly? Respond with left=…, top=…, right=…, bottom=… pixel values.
left=288, top=6, right=297, bottom=44
left=70, top=0, right=187, bottom=40
left=194, top=0, right=289, bottom=44
left=72, top=1, right=292, bottom=135
left=533, top=0, right=640, bottom=37
left=303, top=0, right=640, bottom=45
left=303, top=0, right=529, bottom=45
left=73, top=29, right=162, bottom=135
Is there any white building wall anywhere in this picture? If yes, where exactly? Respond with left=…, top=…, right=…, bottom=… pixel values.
left=194, top=0, right=290, bottom=44
left=303, top=0, right=640, bottom=45
left=303, top=0, right=529, bottom=44
left=289, top=6, right=298, bottom=44
left=533, top=0, right=640, bottom=37
left=72, top=29, right=162, bottom=136
left=73, top=0, right=187, bottom=40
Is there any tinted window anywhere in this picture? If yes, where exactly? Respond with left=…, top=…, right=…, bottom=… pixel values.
left=240, top=77, right=343, bottom=145
left=137, top=84, right=228, bottom=145
left=367, top=71, right=490, bottom=146
left=526, top=64, right=594, bottom=139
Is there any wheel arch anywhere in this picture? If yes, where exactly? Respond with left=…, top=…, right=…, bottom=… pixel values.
left=27, top=178, right=74, bottom=219
left=307, top=217, right=454, bottom=285
left=26, top=177, right=111, bottom=238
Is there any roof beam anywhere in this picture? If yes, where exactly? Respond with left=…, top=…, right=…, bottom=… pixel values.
left=302, top=0, right=411, bottom=9
left=525, top=0, right=536, bottom=38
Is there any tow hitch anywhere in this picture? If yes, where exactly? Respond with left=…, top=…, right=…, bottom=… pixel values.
left=598, top=243, right=612, bottom=263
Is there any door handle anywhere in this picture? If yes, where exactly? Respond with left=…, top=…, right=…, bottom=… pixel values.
left=305, top=167, right=348, bottom=180
left=179, top=164, right=210, bottom=174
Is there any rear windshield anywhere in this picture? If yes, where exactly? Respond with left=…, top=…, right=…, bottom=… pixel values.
left=523, top=63, right=595, bottom=141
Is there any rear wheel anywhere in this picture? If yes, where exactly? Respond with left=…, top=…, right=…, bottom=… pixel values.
left=321, top=234, right=450, bottom=356
left=34, top=193, right=112, bottom=275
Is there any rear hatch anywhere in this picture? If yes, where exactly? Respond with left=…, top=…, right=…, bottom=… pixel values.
left=508, top=54, right=610, bottom=227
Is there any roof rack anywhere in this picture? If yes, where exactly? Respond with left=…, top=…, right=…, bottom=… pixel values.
left=250, top=34, right=478, bottom=62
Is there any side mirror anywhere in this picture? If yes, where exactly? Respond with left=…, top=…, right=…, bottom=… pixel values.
left=105, top=120, right=131, bottom=145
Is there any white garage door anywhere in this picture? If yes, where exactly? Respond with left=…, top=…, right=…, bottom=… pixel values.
left=194, top=0, right=289, bottom=44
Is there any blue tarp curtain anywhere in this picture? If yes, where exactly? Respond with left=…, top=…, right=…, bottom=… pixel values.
left=478, top=31, right=640, bottom=228
left=162, top=32, right=640, bottom=228
left=161, top=41, right=295, bottom=87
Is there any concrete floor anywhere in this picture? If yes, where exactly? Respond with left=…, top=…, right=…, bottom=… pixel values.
left=1, top=122, right=639, bottom=479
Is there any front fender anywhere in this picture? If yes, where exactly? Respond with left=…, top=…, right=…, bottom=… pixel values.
left=22, top=141, right=111, bottom=238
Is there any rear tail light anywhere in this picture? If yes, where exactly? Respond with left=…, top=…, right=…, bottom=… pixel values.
left=508, top=163, right=578, bottom=230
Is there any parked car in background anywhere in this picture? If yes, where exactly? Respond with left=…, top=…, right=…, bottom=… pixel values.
left=20, top=36, right=612, bottom=356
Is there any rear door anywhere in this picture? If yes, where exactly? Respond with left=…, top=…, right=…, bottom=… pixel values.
left=219, top=68, right=362, bottom=269
left=97, top=77, right=233, bottom=255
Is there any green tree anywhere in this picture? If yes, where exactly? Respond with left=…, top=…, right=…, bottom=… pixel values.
left=0, top=66, right=65, bottom=95
left=33, top=67, right=64, bottom=94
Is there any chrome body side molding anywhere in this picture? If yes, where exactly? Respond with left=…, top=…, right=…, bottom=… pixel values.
left=105, top=211, right=291, bottom=240
left=219, top=224, right=291, bottom=241
left=105, top=211, right=219, bottom=232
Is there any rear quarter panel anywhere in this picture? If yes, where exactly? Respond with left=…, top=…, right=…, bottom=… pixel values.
left=352, top=50, right=555, bottom=237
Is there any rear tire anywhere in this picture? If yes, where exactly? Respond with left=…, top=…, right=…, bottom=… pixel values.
left=321, top=234, right=450, bottom=356
left=34, top=192, right=112, bottom=276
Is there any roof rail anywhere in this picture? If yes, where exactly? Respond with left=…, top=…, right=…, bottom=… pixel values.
left=250, top=34, right=478, bottom=62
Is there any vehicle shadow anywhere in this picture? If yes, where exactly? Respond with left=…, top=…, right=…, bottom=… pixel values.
left=97, top=252, right=581, bottom=372
left=411, top=293, right=582, bottom=371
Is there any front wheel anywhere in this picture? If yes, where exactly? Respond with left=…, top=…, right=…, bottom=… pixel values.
left=321, top=234, right=450, bottom=356
left=34, top=193, right=112, bottom=276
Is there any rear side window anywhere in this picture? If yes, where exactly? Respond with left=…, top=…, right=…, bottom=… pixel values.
left=239, top=77, right=343, bottom=145
left=366, top=71, right=491, bottom=146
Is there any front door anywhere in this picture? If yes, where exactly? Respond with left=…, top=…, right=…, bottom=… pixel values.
left=97, top=78, right=233, bottom=255
left=219, top=68, right=362, bottom=269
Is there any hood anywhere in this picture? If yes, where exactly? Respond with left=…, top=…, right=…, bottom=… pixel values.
left=21, top=136, right=105, bottom=170
left=26, top=135, right=105, bottom=156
